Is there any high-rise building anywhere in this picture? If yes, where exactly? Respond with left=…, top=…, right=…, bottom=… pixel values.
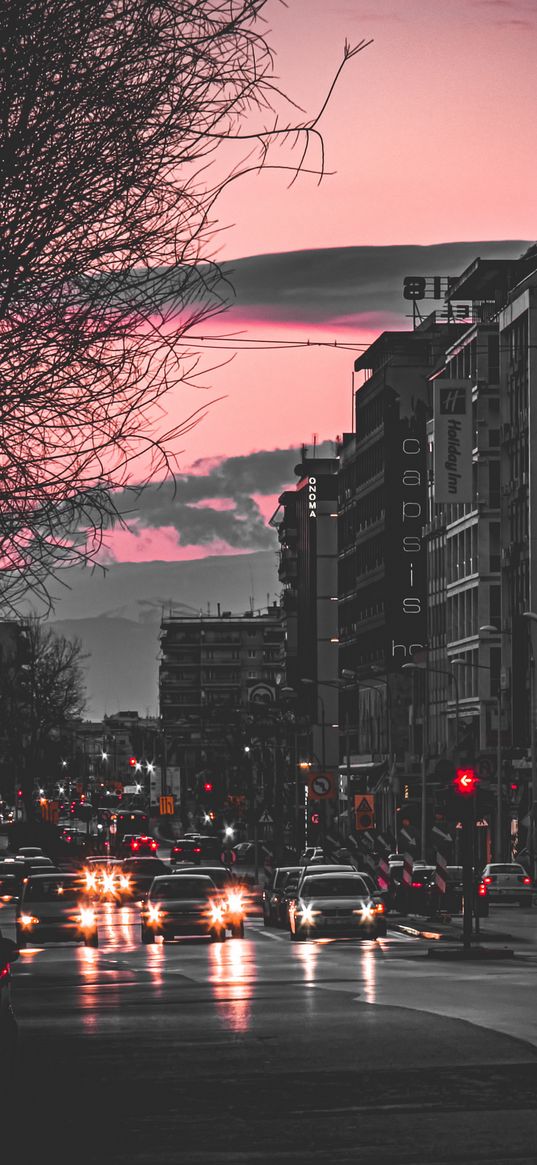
left=159, top=604, right=284, bottom=804
left=271, top=450, right=339, bottom=779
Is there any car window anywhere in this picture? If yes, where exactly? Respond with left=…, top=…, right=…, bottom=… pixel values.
left=489, top=864, right=524, bottom=874
left=24, top=878, right=81, bottom=901
left=151, top=878, right=213, bottom=900
left=302, top=875, right=369, bottom=898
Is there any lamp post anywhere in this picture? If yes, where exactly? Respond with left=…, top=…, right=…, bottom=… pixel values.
left=402, top=659, right=460, bottom=861
left=522, top=612, right=537, bottom=881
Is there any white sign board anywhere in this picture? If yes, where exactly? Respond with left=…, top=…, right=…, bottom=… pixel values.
left=433, top=380, right=473, bottom=504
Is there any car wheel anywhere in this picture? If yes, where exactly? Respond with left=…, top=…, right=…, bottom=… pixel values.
left=211, top=927, right=226, bottom=943
left=85, top=930, right=99, bottom=948
left=232, top=921, right=245, bottom=939
left=15, top=929, right=26, bottom=950
left=141, top=926, right=154, bottom=944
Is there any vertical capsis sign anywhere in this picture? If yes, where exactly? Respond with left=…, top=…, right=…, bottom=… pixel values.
left=385, top=404, right=428, bottom=670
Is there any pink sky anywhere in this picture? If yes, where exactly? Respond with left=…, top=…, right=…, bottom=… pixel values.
left=216, top=0, right=537, bottom=257
left=100, top=0, right=537, bottom=564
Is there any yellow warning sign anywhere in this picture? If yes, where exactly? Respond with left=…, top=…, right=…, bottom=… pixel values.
left=159, top=795, right=174, bottom=815
left=354, top=793, right=375, bottom=832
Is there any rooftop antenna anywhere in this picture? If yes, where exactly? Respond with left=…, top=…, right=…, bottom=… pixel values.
left=312, top=432, right=318, bottom=456
left=249, top=566, right=255, bottom=613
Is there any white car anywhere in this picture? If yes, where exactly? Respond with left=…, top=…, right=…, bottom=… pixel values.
left=288, top=872, right=387, bottom=941
left=481, top=863, right=533, bottom=907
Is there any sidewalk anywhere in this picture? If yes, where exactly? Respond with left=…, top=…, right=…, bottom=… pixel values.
left=390, top=908, right=535, bottom=946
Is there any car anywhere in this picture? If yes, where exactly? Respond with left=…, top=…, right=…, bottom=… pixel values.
left=82, top=858, right=126, bottom=903
left=171, top=865, right=246, bottom=937
left=0, top=859, right=25, bottom=903
left=262, top=866, right=302, bottom=927
left=15, top=846, right=44, bottom=859
left=481, top=862, right=534, bottom=907
left=16, top=873, right=98, bottom=947
left=288, top=872, right=387, bottom=941
left=170, top=836, right=221, bottom=864
left=280, top=864, right=358, bottom=926
left=120, top=834, right=159, bottom=856
left=117, top=857, right=169, bottom=903
left=0, top=929, right=19, bottom=1086
left=407, top=865, right=436, bottom=914
left=140, top=874, right=227, bottom=943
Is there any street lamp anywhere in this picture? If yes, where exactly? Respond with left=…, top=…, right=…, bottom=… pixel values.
left=522, top=611, right=537, bottom=881
left=402, top=660, right=460, bottom=860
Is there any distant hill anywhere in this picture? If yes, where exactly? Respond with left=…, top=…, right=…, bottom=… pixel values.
left=49, top=550, right=278, bottom=717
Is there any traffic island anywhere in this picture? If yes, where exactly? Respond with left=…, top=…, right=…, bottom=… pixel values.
left=427, top=944, right=515, bottom=960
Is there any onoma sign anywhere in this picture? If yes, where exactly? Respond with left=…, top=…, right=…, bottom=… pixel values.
left=385, top=404, right=428, bottom=670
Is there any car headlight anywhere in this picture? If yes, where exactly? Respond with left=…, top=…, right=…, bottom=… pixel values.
left=354, top=902, right=374, bottom=922
left=84, top=870, right=97, bottom=891
left=79, top=906, right=96, bottom=929
left=210, top=900, right=224, bottom=925
left=119, top=875, right=131, bottom=890
left=227, top=891, right=244, bottom=914
left=20, top=913, right=38, bottom=928
left=147, top=902, right=162, bottom=925
left=299, top=904, right=321, bottom=926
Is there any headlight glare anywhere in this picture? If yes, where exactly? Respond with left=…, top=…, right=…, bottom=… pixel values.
left=300, top=903, right=321, bottom=926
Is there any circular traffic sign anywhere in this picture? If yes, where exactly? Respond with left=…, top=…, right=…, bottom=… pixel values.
left=311, top=774, right=331, bottom=797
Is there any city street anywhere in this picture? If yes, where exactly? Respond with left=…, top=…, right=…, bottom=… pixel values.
left=3, top=901, right=537, bottom=1164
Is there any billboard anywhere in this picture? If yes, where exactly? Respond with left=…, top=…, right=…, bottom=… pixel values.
left=433, top=380, right=473, bottom=504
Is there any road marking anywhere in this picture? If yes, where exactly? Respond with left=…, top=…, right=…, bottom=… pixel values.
left=257, top=928, right=286, bottom=940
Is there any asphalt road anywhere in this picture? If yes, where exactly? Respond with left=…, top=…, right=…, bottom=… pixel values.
left=2, top=901, right=537, bottom=1165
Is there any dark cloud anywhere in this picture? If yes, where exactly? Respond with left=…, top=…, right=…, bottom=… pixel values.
left=111, top=442, right=334, bottom=550
left=196, top=241, right=531, bottom=326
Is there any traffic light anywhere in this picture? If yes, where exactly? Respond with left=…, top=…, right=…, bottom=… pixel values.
left=453, top=768, right=479, bottom=796
left=128, top=757, right=137, bottom=768
left=203, top=780, right=214, bottom=795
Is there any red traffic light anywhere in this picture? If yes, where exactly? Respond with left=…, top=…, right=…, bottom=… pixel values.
left=453, top=768, right=479, bottom=796
left=128, top=757, right=137, bottom=768
left=203, top=781, right=213, bottom=794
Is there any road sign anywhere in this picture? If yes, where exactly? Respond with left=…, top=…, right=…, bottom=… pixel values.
left=159, top=795, right=174, bottom=815
left=354, top=794, right=375, bottom=831
left=308, top=772, right=337, bottom=800
left=258, top=810, right=273, bottom=825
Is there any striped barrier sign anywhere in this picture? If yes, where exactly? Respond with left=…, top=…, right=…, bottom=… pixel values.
left=435, top=850, right=448, bottom=896
left=402, top=851, right=414, bottom=886
left=377, top=854, right=390, bottom=892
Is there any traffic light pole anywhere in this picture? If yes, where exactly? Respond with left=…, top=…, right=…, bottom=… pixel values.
left=461, top=800, right=474, bottom=950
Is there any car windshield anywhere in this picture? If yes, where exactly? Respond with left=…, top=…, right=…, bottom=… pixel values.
left=151, top=878, right=213, bottom=900
left=24, top=878, right=82, bottom=901
left=302, top=876, right=369, bottom=899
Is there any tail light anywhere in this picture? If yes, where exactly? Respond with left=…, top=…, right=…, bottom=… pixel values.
left=0, top=964, right=10, bottom=982
left=521, top=876, right=532, bottom=886
left=131, top=841, right=139, bottom=850
left=478, top=882, right=487, bottom=897
left=483, top=876, right=494, bottom=884
left=374, top=901, right=385, bottom=914
left=150, top=841, right=158, bottom=851
left=193, top=847, right=201, bottom=855
left=411, top=881, right=423, bottom=888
